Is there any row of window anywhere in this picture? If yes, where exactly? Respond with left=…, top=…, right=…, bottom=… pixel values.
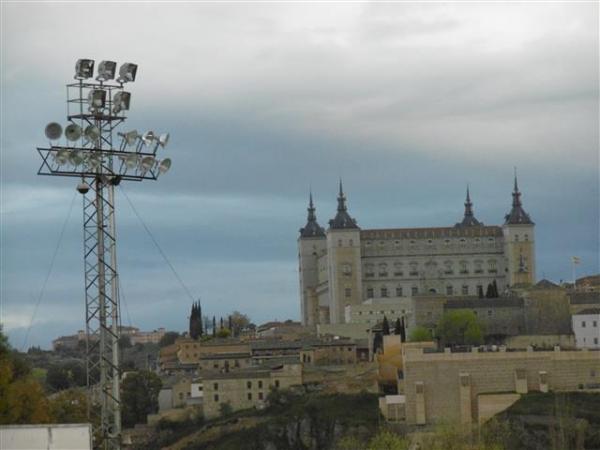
left=363, top=260, right=498, bottom=278
left=578, top=337, right=599, bottom=345
left=364, top=237, right=498, bottom=248
left=365, top=283, right=488, bottom=298
left=334, top=235, right=530, bottom=249
left=213, top=392, right=265, bottom=402
left=366, top=287, right=419, bottom=297
left=212, top=379, right=278, bottom=391
left=357, top=309, right=407, bottom=316
left=580, top=320, right=598, bottom=328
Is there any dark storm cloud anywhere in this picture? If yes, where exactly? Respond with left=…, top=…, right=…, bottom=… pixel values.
left=1, top=2, right=598, bottom=347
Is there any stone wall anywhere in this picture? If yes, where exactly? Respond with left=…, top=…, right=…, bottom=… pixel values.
left=401, top=347, right=600, bottom=426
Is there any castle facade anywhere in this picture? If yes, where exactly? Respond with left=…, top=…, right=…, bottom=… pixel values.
left=298, top=176, right=536, bottom=326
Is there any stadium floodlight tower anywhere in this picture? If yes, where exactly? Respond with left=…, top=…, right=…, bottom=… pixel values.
left=37, top=59, right=172, bottom=450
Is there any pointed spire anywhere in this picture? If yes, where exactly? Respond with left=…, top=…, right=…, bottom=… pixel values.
left=307, top=190, right=316, bottom=221
left=464, top=184, right=473, bottom=217
left=300, top=190, right=325, bottom=238
left=512, top=167, right=522, bottom=208
left=455, top=184, right=482, bottom=227
left=329, top=179, right=359, bottom=229
left=505, top=168, right=534, bottom=225
left=337, top=178, right=347, bottom=212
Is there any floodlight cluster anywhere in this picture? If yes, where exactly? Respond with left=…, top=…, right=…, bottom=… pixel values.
left=75, top=59, right=137, bottom=84
left=39, top=58, right=173, bottom=183
left=73, top=59, right=137, bottom=115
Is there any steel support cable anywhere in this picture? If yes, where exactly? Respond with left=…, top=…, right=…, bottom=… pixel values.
left=118, top=185, right=197, bottom=303
left=21, top=191, right=78, bottom=350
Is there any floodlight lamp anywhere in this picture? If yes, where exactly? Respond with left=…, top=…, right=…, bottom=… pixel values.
left=117, top=63, right=138, bottom=83
left=75, top=59, right=95, bottom=80
left=96, top=60, right=117, bottom=81
left=158, top=133, right=170, bottom=148
left=118, top=130, right=139, bottom=146
left=140, top=156, right=156, bottom=172
left=124, top=154, right=139, bottom=169
left=55, top=149, right=70, bottom=165
left=88, top=89, right=107, bottom=111
left=65, top=123, right=82, bottom=141
left=141, top=131, right=155, bottom=146
left=69, top=149, right=85, bottom=166
left=84, top=125, right=101, bottom=145
left=45, top=122, right=62, bottom=140
left=158, top=158, right=172, bottom=174
left=87, top=153, right=101, bottom=170
left=112, top=91, right=131, bottom=114
left=77, top=181, right=90, bottom=194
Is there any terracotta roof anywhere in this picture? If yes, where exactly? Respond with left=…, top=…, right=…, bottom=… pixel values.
left=533, top=279, right=561, bottom=290
left=568, top=292, right=600, bottom=304
left=574, top=308, right=600, bottom=315
left=445, top=296, right=523, bottom=309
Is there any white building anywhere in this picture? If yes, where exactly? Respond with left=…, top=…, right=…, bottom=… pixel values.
left=299, top=176, right=536, bottom=326
left=0, top=424, right=92, bottom=450
left=572, top=308, right=600, bottom=349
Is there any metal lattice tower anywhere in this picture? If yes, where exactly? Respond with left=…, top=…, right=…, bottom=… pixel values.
left=37, top=59, right=172, bottom=450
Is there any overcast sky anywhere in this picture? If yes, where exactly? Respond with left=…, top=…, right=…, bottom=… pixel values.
left=1, top=2, right=598, bottom=349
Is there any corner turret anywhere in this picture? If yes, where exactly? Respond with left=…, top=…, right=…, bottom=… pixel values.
left=455, top=185, right=482, bottom=227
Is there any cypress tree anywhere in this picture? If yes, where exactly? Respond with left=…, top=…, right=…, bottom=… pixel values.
left=220, top=317, right=224, bottom=330
left=486, top=283, right=494, bottom=298
left=198, top=301, right=203, bottom=336
left=189, top=303, right=200, bottom=339
left=382, top=315, right=390, bottom=336
left=478, top=285, right=484, bottom=299
left=492, top=280, right=499, bottom=297
left=400, top=317, right=407, bottom=343
left=212, top=316, right=216, bottom=337
left=394, top=318, right=402, bottom=336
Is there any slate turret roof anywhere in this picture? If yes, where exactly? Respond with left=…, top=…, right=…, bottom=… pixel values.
left=329, top=180, right=359, bottom=230
left=504, top=171, right=534, bottom=225
left=299, top=191, right=326, bottom=238
left=455, top=185, right=483, bottom=227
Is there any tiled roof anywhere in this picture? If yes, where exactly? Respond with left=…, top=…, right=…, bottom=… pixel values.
left=532, top=279, right=561, bottom=290
left=199, top=352, right=251, bottom=360
left=445, top=296, right=523, bottom=309
left=574, top=308, right=600, bottom=315
left=568, top=292, right=600, bottom=304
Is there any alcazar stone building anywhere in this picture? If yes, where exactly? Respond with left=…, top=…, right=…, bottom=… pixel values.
left=298, top=176, right=536, bottom=326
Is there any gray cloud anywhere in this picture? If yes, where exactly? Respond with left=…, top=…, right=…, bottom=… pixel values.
left=1, top=2, right=598, bottom=348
